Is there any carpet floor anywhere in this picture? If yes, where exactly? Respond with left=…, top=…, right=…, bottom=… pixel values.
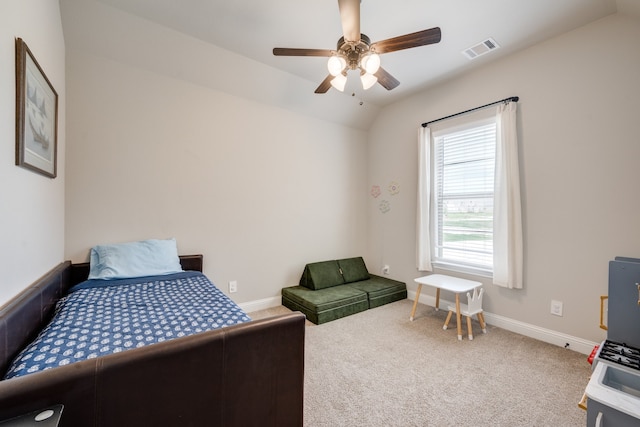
left=250, top=300, right=591, bottom=426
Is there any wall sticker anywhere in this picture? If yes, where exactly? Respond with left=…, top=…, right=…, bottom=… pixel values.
left=388, top=181, right=400, bottom=195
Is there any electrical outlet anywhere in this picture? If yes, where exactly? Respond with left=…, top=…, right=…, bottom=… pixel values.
left=551, top=300, right=563, bottom=316
left=382, top=265, right=390, bottom=275
left=229, top=280, right=238, bottom=293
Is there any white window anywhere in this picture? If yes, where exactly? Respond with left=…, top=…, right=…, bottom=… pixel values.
left=432, top=118, right=496, bottom=275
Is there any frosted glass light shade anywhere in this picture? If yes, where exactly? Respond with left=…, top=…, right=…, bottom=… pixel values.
left=327, top=56, right=346, bottom=76
left=330, top=73, right=347, bottom=91
left=361, top=53, right=380, bottom=74
left=360, top=73, right=378, bottom=90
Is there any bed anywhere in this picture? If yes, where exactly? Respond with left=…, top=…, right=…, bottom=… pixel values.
left=0, top=243, right=305, bottom=426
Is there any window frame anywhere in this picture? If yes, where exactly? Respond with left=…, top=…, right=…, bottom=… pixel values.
left=429, top=115, right=497, bottom=277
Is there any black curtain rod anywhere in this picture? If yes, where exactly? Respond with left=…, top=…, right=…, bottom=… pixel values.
left=421, top=96, right=519, bottom=128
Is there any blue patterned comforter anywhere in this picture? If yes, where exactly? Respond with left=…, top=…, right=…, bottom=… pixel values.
left=4, top=271, right=251, bottom=379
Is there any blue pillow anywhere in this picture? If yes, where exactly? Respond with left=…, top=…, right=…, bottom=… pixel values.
left=88, top=238, right=183, bottom=280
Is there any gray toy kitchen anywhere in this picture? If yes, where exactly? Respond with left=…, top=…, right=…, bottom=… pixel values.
left=582, top=257, right=640, bottom=426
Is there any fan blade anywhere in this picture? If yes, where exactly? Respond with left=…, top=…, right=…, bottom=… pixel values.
left=374, top=67, right=400, bottom=91
left=372, top=27, right=441, bottom=54
left=315, top=75, right=334, bottom=93
left=338, top=0, right=360, bottom=42
left=273, top=48, right=334, bottom=57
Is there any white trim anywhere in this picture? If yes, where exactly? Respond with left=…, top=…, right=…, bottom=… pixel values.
left=238, top=292, right=599, bottom=355
left=238, top=296, right=281, bottom=313
left=408, top=290, right=598, bottom=355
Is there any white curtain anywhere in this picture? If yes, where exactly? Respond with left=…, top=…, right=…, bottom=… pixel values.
left=416, top=126, right=433, bottom=271
left=493, top=102, right=523, bottom=288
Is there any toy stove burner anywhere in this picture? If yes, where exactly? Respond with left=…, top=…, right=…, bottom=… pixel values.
left=597, top=340, right=640, bottom=371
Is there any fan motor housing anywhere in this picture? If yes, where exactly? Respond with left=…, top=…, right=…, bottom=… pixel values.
left=337, top=34, right=373, bottom=70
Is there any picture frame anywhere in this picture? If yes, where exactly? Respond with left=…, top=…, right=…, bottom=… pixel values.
left=15, top=38, right=58, bottom=178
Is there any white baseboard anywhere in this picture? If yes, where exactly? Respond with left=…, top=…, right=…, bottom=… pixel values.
left=239, top=296, right=281, bottom=313
left=408, top=290, right=599, bottom=355
left=239, top=291, right=599, bottom=355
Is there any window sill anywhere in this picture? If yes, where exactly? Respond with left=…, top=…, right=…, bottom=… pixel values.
left=431, top=261, right=493, bottom=280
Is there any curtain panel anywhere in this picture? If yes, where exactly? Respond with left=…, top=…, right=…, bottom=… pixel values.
left=493, top=102, right=523, bottom=288
left=416, top=126, right=433, bottom=272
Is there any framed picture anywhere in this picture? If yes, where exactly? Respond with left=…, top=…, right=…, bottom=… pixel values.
left=15, top=38, right=58, bottom=178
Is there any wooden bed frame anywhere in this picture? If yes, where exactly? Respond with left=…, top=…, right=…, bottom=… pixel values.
left=0, top=256, right=305, bottom=426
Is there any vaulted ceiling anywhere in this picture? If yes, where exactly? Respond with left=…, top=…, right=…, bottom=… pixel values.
left=61, top=0, right=638, bottom=129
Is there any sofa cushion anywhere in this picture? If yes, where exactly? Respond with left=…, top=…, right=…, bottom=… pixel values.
left=299, top=260, right=345, bottom=290
left=337, top=257, right=370, bottom=283
left=282, top=286, right=368, bottom=324
left=345, top=275, right=407, bottom=309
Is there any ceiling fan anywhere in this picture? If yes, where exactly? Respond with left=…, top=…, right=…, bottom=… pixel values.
left=273, top=0, right=441, bottom=94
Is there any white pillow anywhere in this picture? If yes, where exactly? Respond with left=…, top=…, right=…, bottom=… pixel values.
left=88, top=238, right=183, bottom=280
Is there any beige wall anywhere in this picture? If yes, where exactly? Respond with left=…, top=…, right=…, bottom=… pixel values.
left=61, top=0, right=370, bottom=306
left=64, top=51, right=368, bottom=304
left=0, top=0, right=66, bottom=307
left=367, top=13, right=640, bottom=344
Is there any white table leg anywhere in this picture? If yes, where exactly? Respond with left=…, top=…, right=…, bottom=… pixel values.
left=410, top=283, right=423, bottom=321
left=455, top=293, right=462, bottom=340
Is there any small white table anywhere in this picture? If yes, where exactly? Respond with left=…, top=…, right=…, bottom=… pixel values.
left=410, top=274, right=482, bottom=340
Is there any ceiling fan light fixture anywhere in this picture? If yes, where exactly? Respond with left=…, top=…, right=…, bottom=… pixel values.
left=327, top=55, right=347, bottom=76
left=273, top=1, right=442, bottom=95
left=330, top=73, right=347, bottom=92
left=360, top=72, right=377, bottom=90
left=360, top=52, right=380, bottom=74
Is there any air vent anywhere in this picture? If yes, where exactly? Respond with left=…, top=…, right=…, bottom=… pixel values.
left=462, top=38, right=500, bottom=60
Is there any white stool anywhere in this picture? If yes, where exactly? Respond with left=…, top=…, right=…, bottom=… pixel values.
left=443, top=287, right=487, bottom=340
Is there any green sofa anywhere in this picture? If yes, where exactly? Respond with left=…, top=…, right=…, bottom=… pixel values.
left=281, top=257, right=407, bottom=324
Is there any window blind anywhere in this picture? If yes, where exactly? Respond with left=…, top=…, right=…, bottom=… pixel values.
left=433, top=122, right=496, bottom=271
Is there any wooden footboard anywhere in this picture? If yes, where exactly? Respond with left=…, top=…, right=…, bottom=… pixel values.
left=0, top=258, right=305, bottom=426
